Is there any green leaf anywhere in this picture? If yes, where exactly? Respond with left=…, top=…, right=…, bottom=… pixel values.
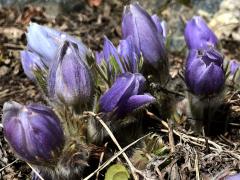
left=105, top=164, right=130, bottom=180
left=109, top=55, right=122, bottom=75
left=33, top=66, right=48, bottom=94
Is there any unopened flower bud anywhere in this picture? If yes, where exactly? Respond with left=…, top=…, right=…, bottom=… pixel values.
left=184, top=16, right=218, bottom=50
left=122, top=3, right=167, bottom=70
left=20, top=50, right=46, bottom=81
left=3, top=101, right=64, bottom=165
left=26, top=23, right=88, bottom=63
left=48, top=41, right=94, bottom=111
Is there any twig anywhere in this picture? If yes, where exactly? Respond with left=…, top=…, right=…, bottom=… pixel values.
left=168, top=120, right=175, bottom=152
left=3, top=43, right=25, bottom=50
left=95, top=142, right=108, bottom=180
left=26, top=163, right=45, bottom=180
left=152, top=83, right=185, bottom=97
left=83, top=133, right=150, bottom=180
left=224, top=150, right=240, bottom=160
left=0, top=159, right=18, bottom=172
left=84, top=111, right=143, bottom=180
left=194, top=150, right=200, bottom=180
left=168, top=119, right=180, bottom=180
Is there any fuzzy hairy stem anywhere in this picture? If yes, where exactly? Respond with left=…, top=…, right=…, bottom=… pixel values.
left=188, top=92, right=225, bottom=134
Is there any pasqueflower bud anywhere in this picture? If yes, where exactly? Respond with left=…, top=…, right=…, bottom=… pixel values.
left=122, top=3, right=167, bottom=69
left=3, top=101, right=64, bottom=165
left=229, top=59, right=240, bottom=75
left=99, top=72, right=155, bottom=118
left=184, top=16, right=218, bottom=50
left=118, top=36, right=138, bottom=73
left=96, top=36, right=125, bottom=72
left=26, top=23, right=88, bottom=63
left=185, top=48, right=225, bottom=95
left=20, top=50, right=46, bottom=81
left=48, top=41, right=93, bottom=110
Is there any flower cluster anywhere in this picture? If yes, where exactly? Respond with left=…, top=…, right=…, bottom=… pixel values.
left=1, top=2, right=234, bottom=179
left=96, top=3, right=168, bottom=83
left=2, top=2, right=163, bottom=179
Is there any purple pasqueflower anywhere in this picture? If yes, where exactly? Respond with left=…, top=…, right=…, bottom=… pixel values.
left=26, top=22, right=88, bottom=64
left=96, top=36, right=139, bottom=74
left=185, top=48, right=225, bottom=96
left=96, top=36, right=125, bottom=72
left=3, top=101, right=64, bottom=165
left=122, top=3, right=167, bottom=69
left=229, top=59, right=240, bottom=75
left=48, top=41, right=93, bottom=110
left=184, top=16, right=218, bottom=50
left=20, top=50, right=46, bottom=81
left=99, top=72, right=155, bottom=118
left=118, top=36, right=138, bottom=73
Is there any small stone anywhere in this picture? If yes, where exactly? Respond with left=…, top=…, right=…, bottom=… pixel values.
left=0, top=65, right=10, bottom=77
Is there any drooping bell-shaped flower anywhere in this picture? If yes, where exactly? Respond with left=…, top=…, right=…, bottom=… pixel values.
left=3, top=101, right=64, bottom=165
left=26, top=23, right=88, bottom=64
left=185, top=48, right=225, bottom=95
left=184, top=16, right=218, bottom=50
left=48, top=41, right=93, bottom=111
left=20, top=50, right=46, bottom=81
left=99, top=72, right=155, bottom=118
left=122, top=3, right=167, bottom=69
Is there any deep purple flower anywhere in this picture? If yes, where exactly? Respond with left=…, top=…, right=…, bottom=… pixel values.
left=99, top=73, right=155, bottom=118
left=185, top=48, right=225, bottom=95
left=184, top=16, right=218, bottom=50
left=48, top=41, right=93, bottom=110
left=229, top=59, right=240, bottom=75
left=3, top=101, right=64, bottom=165
left=122, top=3, right=167, bottom=69
left=26, top=23, right=88, bottom=64
left=20, top=50, right=46, bottom=81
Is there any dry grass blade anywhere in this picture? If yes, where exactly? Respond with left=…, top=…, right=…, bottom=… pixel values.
left=83, top=133, right=150, bottom=180
left=95, top=142, right=108, bottom=180
left=0, top=159, right=18, bottom=172
left=26, top=162, right=44, bottom=180
left=84, top=111, right=143, bottom=180
left=194, top=150, right=200, bottom=180
left=168, top=119, right=180, bottom=180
